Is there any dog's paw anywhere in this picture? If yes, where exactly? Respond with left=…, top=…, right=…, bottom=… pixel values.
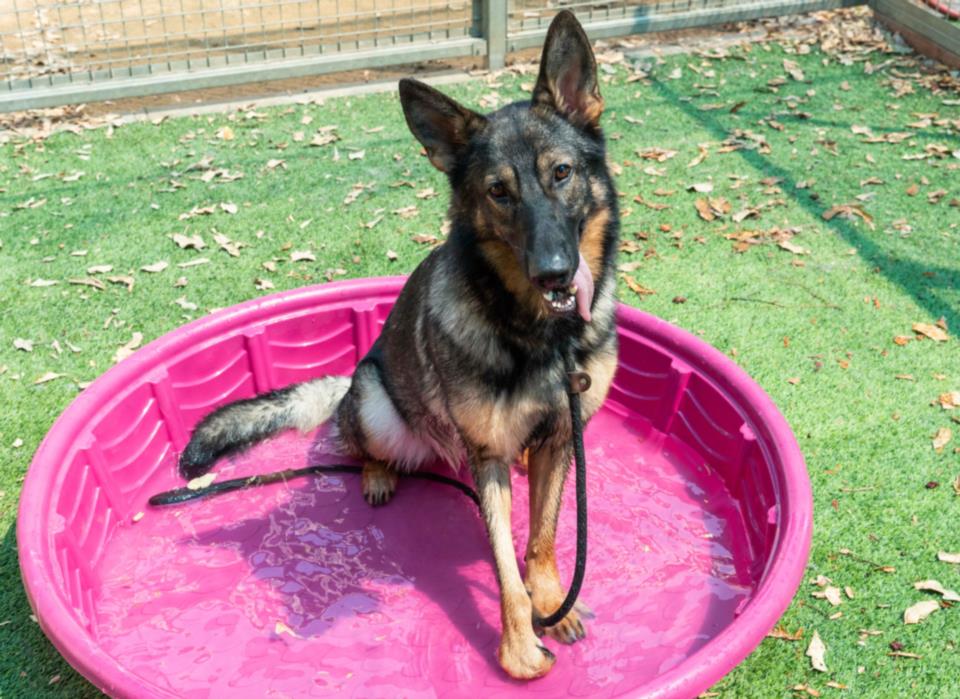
left=497, top=633, right=556, bottom=680
left=361, top=461, right=398, bottom=506
left=537, top=606, right=586, bottom=645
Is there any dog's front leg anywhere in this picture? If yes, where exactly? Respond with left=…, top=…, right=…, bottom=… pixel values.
left=471, top=456, right=557, bottom=679
left=525, top=441, right=586, bottom=644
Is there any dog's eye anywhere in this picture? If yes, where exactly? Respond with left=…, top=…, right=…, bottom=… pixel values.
left=488, top=182, right=507, bottom=200
left=554, top=163, right=572, bottom=182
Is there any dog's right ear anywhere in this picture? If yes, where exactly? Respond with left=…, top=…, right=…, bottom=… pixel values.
left=399, top=79, right=487, bottom=173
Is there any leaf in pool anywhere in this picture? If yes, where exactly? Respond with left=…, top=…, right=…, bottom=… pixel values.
left=806, top=630, right=828, bottom=672
left=187, top=473, right=217, bottom=490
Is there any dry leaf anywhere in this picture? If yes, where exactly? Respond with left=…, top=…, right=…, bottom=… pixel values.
left=938, top=551, right=960, bottom=564
left=348, top=150, right=365, bottom=160
left=932, top=427, right=952, bottom=452
left=621, top=274, right=655, bottom=296
left=937, top=391, right=960, bottom=409
left=87, top=264, right=113, bottom=274
left=187, top=473, right=216, bottom=490
left=386, top=250, right=398, bottom=261
left=217, top=126, right=235, bottom=141
left=106, top=275, right=135, bottom=292
left=806, top=631, right=828, bottom=672
left=33, top=372, right=64, bottom=385
left=213, top=233, right=242, bottom=257
left=290, top=250, right=316, bottom=263
left=914, top=580, right=960, bottom=602
left=141, top=261, right=169, bottom=273
left=778, top=240, right=809, bottom=255
left=13, top=338, right=33, bottom=352
left=220, top=202, right=238, bottom=215
left=393, top=205, right=419, bottom=219
left=172, top=233, right=206, bottom=250
left=767, top=625, right=803, bottom=641
left=113, top=332, right=144, bottom=363
left=695, top=198, right=715, bottom=221
left=913, top=322, right=949, bottom=342
left=173, top=297, right=197, bottom=311
left=69, top=277, right=106, bottom=291
left=903, top=599, right=939, bottom=624
left=29, top=279, right=58, bottom=287
left=688, top=182, right=714, bottom=193
left=254, top=278, right=274, bottom=291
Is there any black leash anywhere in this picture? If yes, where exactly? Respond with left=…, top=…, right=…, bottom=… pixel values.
left=149, top=345, right=589, bottom=629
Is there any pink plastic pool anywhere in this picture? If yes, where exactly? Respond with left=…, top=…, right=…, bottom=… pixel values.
left=19, top=277, right=811, bottom=698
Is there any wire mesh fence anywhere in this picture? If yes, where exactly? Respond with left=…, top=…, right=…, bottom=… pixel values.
left=2, top=0, right=862, bottom=110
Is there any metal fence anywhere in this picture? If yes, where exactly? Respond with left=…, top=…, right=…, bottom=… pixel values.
left=0, top=0, right=890, bottom=111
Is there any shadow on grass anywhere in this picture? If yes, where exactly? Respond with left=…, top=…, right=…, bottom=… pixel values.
left=650, top=78, right=960, bottom=332
left=0, top=525, right=102, bottom=697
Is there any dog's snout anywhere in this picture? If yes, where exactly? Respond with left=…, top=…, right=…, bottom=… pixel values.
left=530, top=255, right=575, bottom=291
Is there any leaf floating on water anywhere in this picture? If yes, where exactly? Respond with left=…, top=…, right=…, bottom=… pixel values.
left=187, top=473, right=217, bottom=490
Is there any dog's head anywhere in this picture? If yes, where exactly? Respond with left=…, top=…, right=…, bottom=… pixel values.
left=399, top=11, right=611, bottom=322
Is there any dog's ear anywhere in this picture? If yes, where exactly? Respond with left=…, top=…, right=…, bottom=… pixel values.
left=531, top=11, right=603, bottom=131
left=399, top=79, right=487, bottom=173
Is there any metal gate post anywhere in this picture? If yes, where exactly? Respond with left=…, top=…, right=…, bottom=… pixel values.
left=483, top=0, right=507, bottom=70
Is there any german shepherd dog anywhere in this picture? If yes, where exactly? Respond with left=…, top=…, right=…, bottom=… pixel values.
left=178, top=11, right=619, bottom=680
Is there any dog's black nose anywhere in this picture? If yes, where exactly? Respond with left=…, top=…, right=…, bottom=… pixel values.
left=530, top=255, right=575, bottom=291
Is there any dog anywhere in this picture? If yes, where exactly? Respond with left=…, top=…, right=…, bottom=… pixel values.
left=178, top=10, right=619, bottom=680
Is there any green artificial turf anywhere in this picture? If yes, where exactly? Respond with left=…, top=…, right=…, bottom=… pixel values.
left=2, top=30, right=959, bottom=698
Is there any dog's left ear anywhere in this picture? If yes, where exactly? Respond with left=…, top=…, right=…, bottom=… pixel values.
left=531, top=11, right=603, bottom=131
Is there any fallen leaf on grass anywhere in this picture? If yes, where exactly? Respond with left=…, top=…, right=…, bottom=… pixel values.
left=13, top=338, right=33, bottom=352
left=34, top=372, right=64, bottom=385
left=254, top=278, right=274, bottom=291
left=219, top=202, right=238, bottom=215
left=113, top=332, right=144, bottom=363
left=822, top=203, right=874, bottom=229
left=806, top=630, right=828, bottom=672
left=172, top=233, right=206, bottom=250
left=636, top=147, right=677, bottom=162
left=348, top=150, right=365, bottom=161
left=386, top=250, right=398, bottom=261
left=290, top=250, right=315, bottom=262
left=213, top=233, right=243, bottom=257
left=938, top=551, right=960, bottom=564
left=173, top=297, right=197, bottom=311
left=393, top=205, right=418, bottom=219
left=914, top=580, right=960, bottom=602
left=783, top=59, right=805, bottom=81
left=778, top=240, right=809, bottom=255
left=28, top=279, right=58, bottom=287
left=812, top=586, right=843, bottom=606
left=105, top=275, right=135, bottom=291
left=767, top=625, right=803, bottom=641
left=937, top=391, right=960, bottom=409
left=69, top=277, right=106, bottom=290
left=621, top=274, right=655, bottom=296
left=141, top=261, right=169, bottom=273
left=932, top=427, right=952, bottom=452
left=217, top=126, right=234, bottom=141
left=913, top=322, right=949, bottom=342
left=903, top=599, right=939, bottom=624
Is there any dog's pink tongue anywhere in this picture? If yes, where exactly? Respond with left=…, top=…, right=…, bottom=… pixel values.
left=574, top=253, right=595, bottom=322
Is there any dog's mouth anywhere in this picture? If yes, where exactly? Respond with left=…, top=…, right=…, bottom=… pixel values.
left=537, top=253, right=595, bottom=321
left=541, top=286, right=578, bottom=315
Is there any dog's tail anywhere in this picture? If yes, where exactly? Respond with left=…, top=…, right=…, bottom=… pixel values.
left=178, top=376, right=351, bottom=479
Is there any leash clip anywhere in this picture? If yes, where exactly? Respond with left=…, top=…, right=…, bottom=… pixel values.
left=567, top=371, right=591, bottom=394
